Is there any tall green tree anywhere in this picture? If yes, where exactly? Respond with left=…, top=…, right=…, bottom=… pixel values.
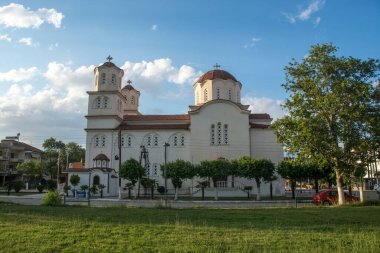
left=65, top=142, right=86, bottom=167
left=161, top=159, right=195, bottom=200
left=277, top=160, right=307, bottom=199
left=42, top=137, right=65, bottom=179
left=119, top=158, right=145, bottom=198
left=237, top=157, right=276, bottom=200
left=274, top=43, right=380, bottom=205
left=17, top=160, right=45, bottom=187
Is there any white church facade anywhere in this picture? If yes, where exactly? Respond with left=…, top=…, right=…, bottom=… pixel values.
left=68, top=57, right=285, bottom=197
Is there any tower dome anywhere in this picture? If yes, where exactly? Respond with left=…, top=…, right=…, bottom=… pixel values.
left=93, top=55, right=124, bottom=92
left=121, top=80, right=141, bottom=115
left=193, top=64, right=242, bottom=105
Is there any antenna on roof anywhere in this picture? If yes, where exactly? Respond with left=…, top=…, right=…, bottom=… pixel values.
left=213, top=63, right=221, bottom=70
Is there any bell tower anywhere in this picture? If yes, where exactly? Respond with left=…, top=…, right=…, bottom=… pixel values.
left=94, top=55, right=124, bottom=92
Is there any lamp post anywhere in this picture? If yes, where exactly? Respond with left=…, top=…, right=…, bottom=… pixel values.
left=118, top=128, right=122, bottom=199
left=163, top=142, right=170, bottom=207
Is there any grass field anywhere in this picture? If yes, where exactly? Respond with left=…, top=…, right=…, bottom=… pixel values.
left=0, top=204, right=379, bottom=253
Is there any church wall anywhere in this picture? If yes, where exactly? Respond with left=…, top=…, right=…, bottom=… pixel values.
left=190, top=101, right=250, bottom=164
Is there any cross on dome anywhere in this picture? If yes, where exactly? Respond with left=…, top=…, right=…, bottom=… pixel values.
left=213, top=63, right=221, bottom=69
left=127, top=80, right=132, bottom=85
left=106, top=55, right=113, bottom=62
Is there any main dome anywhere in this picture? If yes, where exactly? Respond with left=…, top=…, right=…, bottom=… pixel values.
left=197, top=69, right=238, bottom=83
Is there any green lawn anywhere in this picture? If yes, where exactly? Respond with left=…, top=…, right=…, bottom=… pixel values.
left=0, top=204, right=379, bottom=253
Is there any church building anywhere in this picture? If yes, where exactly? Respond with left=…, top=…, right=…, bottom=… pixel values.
left=71, top=57, right=284, bottom=197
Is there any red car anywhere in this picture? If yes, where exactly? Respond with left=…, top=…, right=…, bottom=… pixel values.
left=313, top=190, right=359, bottom=206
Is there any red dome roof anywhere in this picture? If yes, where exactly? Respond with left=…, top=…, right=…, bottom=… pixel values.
left=197, top=70, right=237, bottom=83
left=93, top=154, right=110, bottom=161
left=122, top=84, right=136, bottom=91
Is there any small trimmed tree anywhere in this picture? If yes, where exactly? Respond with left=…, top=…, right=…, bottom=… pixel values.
left=237, top=157, right=276, bottom=200
left=197, top=159, right=231, bottom=200
left=119, top=158, right=145, bottom=199
left=69, top=174, right=80, bottom=197
left=161, top=159, right=195, bottom=200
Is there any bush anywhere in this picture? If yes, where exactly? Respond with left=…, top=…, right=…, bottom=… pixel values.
left=42, top=190, right=62, bottom=206
left=46, top=180, right=57, bottom=191
left=157, top=186, right=166, bottom=194
left=13, top=181, right=24, bottom=192
left=36, top=184, right=44, bottom=193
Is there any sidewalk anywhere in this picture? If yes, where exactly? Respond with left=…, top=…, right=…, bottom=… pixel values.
left=0, top=194, right=312, bottom=208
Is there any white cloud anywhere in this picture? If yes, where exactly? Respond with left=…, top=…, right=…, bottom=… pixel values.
left=151, top=24, right=157, bottom=31
left=0, top=67, right=38, bottom=82
left=282, top=0, right=324, bottom=25
left=0, top=34, right=11, bottom=42
left=121, top=58, right=201, bottom=92
left=241, top=96, right=285, bottom=120
left=19, top=37, right=38, bottom=46
left=0, top=3, right=64, bottom=29
left=244, top=37, right=262, bottom=48
left=48, top=42, right=59, bottom=51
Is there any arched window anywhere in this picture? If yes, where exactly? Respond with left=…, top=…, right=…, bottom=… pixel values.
left=224, top=124, right=228, bottom=144
left=180, top=136, right=185, bottom=146
left=217, top=122, right=222, bottom=145
left=147, top=136, right=151, bottom=146
left=96, top=97, right=101, bottom=108
left=121, top=136, right=125, bottom=147
left=111, top=74, right=116, bottom=85
left=131, top=96, right=135, bottom=105
left=173, top=136, right=178, bottom=146
left=204, top=89, right=208, bottom=102
left=95, top=136, right=100, bottom=147
left=153, top=135, right=159, bottom=146
left=216, top=88, right=220, bottom=99
left=103, top=97, right=108, bottom=108
left=228, top=89, right=232, bottom=100
left=101, top=136, right=106, bottom=147
left=93, top=175, right=100, bottom=185
left=210, top=124, right=215, bottom=145
left=101, top=73, right=106, bottom=84
left=127, top=136, right=132, bottom=147
left=153, top=164, right=158, bottom=176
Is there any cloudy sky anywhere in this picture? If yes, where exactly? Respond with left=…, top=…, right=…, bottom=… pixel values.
left=0, top=0, right=379, bottom=148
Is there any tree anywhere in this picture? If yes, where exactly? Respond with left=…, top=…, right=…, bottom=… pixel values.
left=65, top=142, right=86, bottom=167
left=42, top=137, right=65, bottom=179
left=70, top=174, right=80, bottom=197
left=277, top=160, right=307, bottom=199
left=197, top=159, right=231, bottom=200
left=161, top=159, right=195, bottom=200
left=17, top=160, right=45, bottom=187
left=274, top=43, right=380, bottom=205
left=119, top=158, right=145, bottom=198
left=237, top=157, right=276, bottom=200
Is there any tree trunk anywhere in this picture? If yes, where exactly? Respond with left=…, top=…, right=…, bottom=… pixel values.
left=336, top=172, right=345, bottom=205
left=314, top=179, right=319, bottom=194
left=359, top=182, right=364, bottom=203
left=256, top=179, right=261, bottom=201
left=291, top=180, right=296, bottom=199
left=128, top=189, right=131, bottom=199
left=270, top=182, right=273, bottom=200
left=214, top=183, right=218, bottom=200
left=201, top=187, right=205, bottom=200
left=151, top=186, right=154, bottom=199
left=174, top=187, right=178, bottom=201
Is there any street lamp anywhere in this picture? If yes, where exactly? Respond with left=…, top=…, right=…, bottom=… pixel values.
left=163, top=142, right=170, bottom=207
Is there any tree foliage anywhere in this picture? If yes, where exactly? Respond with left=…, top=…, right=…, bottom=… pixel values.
left=273, top=43, right=380, bottom=204
left=237, top=156, right=276, bottom=200
left=119, top=158, right=145, bottom=186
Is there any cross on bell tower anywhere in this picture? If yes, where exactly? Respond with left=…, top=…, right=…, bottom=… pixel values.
left=213, top=63, right=221, bottom=70
left=106, top=55, right=113, bottom=62
left=127, top=80, right=132, bottom=85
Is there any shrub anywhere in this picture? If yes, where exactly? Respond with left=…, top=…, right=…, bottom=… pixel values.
left=157, top=186, right=166, bottom=194
left=36, top=184, right=44, bottom=193
left=13, top=181, right=24, bottom=192
left=46, top=180, right=57, bottom=191
left=42, top=190, right=62, bottom=206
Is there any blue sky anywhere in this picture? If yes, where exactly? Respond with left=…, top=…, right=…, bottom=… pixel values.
left=0, top=0, right=379, bottom=148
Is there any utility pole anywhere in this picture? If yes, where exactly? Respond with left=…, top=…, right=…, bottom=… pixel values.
left=57, top=150, right=60, bottom=190
left=118, top=128, right=122, bottom=199
left=163, top=142, right=170, bottom=207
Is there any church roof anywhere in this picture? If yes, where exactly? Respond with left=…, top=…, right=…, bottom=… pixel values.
left=124, top=114, right=190, bottom=121
left=249, top=113, right=272, bottom=120
left=93, top=153, right=110, bottom=161
left=122, top=84, right=136, bottom=91
left=197, top=69, right=238, bottom=83
left=100, top=62, right=117, bottom=68
left=119, top=124, right=190, bottom=130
